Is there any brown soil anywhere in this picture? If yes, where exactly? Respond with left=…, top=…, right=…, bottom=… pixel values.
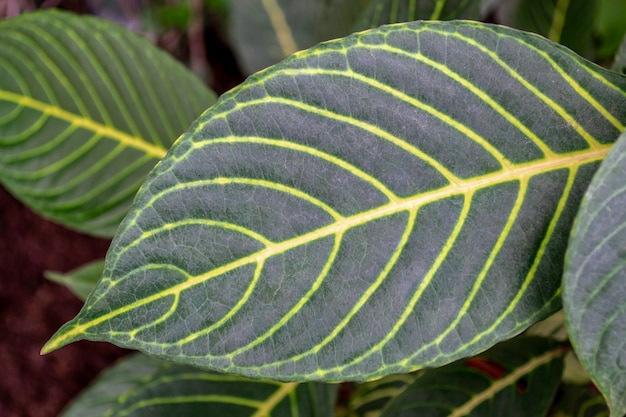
left=0, top=186, right=129, bottom=417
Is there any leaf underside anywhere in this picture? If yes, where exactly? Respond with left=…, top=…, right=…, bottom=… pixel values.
left=564, top=129, right=626, bottom=417
left=379, top=337, right=566, bottom=417
left=61, top=353, right=337, bottom=417
left=45, top=21, right=626, bottom=382
left=0, top=10, right=215, bottom=236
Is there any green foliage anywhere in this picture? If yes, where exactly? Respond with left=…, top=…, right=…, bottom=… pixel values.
left=1, top=2, right=626, bottom=416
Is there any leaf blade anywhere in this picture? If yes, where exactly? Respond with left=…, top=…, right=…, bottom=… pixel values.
left=46, top=21, right=626, bottom=382
left=564, top=129, right=626, bottom=417
left=0, top=10, right=216, bottom=236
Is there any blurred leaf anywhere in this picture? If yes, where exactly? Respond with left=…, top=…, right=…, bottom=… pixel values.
left=548, top=384, right=610, bottom=417
left=379, top=337, right=566, bottom=417
left=502, top=0, right=597, bottom=56
left=45, top=259, right=104, bottom=301
left=613, top=35, right=626, bottom=74
left=594, top=0, right=626, bottom=60
left=61, top=353, right=337, bottom=417
left=0, top=10, right=216, bottom=237
left=564, top=129, right=626, bottom=417
left=349, top=373, right=418, bottom=417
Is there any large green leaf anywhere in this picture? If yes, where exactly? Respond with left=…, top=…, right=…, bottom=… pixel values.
left=61, top=353, right=337, bottom=417
left=44, top=21, right=626, bottom=381
left=379, top=337, right=566, bottom=417
left=0, top=10, right=216, bottom=237
left=563, top=129, right=626, bottom=417
left=501, top=0, right=597, bottom=56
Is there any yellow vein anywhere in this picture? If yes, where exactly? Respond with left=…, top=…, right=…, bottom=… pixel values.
left=216, top=97, right=463, bottom=183
left=279, top=61, right=551, bottom=159
left=430, top=0, right=446, bottom=19
left=41, top=147, right=608, bottom=353
left=548, top=0, right=570, bottom=43
left=261, top=0, right=298, bottom=57
left=0, top=91, right=166, bottom=158
left=194, top=137, right=399, bottom=202
left=221, top=233, right=342, bottom=357
left=446, top=30, right=608, bottom=147
left=251, top=383, right=299, bottom=417
left=448, top=346, right=568, bottom=417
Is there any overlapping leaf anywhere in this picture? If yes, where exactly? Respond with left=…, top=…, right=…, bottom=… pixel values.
left=45, top=260, right=104, bottom=301
left=564, top=130, right=626, bottom=417
left=45, top=21, right=626, bottom=381
left=0, top=10, right=216, bottom=236
left=61, top=353, right=337, bottom=417
left=379, top=337, right=566, bottom=417
left=501, top=0, right=596, bottom=56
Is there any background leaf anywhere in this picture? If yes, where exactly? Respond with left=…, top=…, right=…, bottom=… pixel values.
left=45, top=259, right=104, bottom=301
left=564, top=129, right=626, bottom=417
left=348, top=373, right=418, bottom=417
left=379, top=337, right=566, bottom=417
left=593, top=0, right=626, bottom=61
left=498, top=0, right=597, bottom=57
left=613, top=35, right=626, bottom=75
left=61, top=353, right=337, bottom=417
left=0, top=10, right=216, bottom=237
left=45, top=21, right=626, bottom=382
left=548, top=384, right=610, bottom=417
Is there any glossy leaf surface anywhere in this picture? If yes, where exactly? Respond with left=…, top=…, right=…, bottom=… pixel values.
left=502, top=0, right=596, bottom=56
left=0, top=10, right=216, bottom=236
left=564, top=130, right=626, bottom=417
left=380, top=337, right=566, bottom=417
left=45, top=21, right=626, bottom=381
left=61, top=353, right=337, bottom=417
left=45, top=259, right=104, bottom=301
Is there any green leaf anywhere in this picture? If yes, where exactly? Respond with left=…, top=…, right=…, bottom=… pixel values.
left=594, top=0, right=626, bottom=60
left=45, top=259, right=104, bottom=301
left=0, top=10, right=216, bottom=237
left=44, top=21, right=626, bottom=382
left=228, top=0, right=370, bottom=74
left=61, top=353, right=337, bottom=417
left=379, top=337, right=566, bottom=417
left=501, top=0, right=597, bottom=56
left=563, top=129, right=626, bottom=417
left=354, top=0, right=480, bottom=30
left=613, top=35, right=626, bottom=75
left=548, top=384, right=610, bottom=417
left=349, top=373, right=418, bottom=417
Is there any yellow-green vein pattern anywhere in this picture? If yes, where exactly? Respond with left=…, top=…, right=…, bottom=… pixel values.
left=0, top=10, right=215, bottom=237
left=45, top=21, right=626, bottom=382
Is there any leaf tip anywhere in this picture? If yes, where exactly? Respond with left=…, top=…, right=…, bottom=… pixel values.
left=40, top=322, right=82, bottom=355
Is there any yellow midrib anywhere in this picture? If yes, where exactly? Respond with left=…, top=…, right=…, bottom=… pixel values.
left=41, top=144, right=610, bottom=353
left=1, top=91, right=167, bottom=159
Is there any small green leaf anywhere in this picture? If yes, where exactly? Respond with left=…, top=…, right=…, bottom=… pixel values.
left=379, top=337, right=566, bottom=417
left=564, top=129, right=626, bottom=417
left=548, top=384, right=610, bottom=417
left=0, top=10, right=216, bottom=237
left=45, top=259, right=104, bottom=301
left=45, top=21, right=626, bottom=382
left=60, top=353, right=337, bottom=417
left=501, top=0, right=597, bottom=56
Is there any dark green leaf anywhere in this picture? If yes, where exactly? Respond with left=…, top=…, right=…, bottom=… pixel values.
left=61, top=353, right=337, bottom=417
left=564, top=129, right=626, bottom=417
left=379, top=337, right=566, bottom=417
left=349, top=373, right=418, bottom=417
left=594, top=0, right=626, bottom=60
left=354, top=0, right=480, bottom=31
left=45, top=21, right=626, bottom=382
left=0, top=10, right=216, bottom=237
left=501, top=0, right=597, bottom=56
left=613, top=35, right=626, bottom=75
left=548, top=384, right=610, bottom=417
left=45, top=259, right=104, bottom=301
